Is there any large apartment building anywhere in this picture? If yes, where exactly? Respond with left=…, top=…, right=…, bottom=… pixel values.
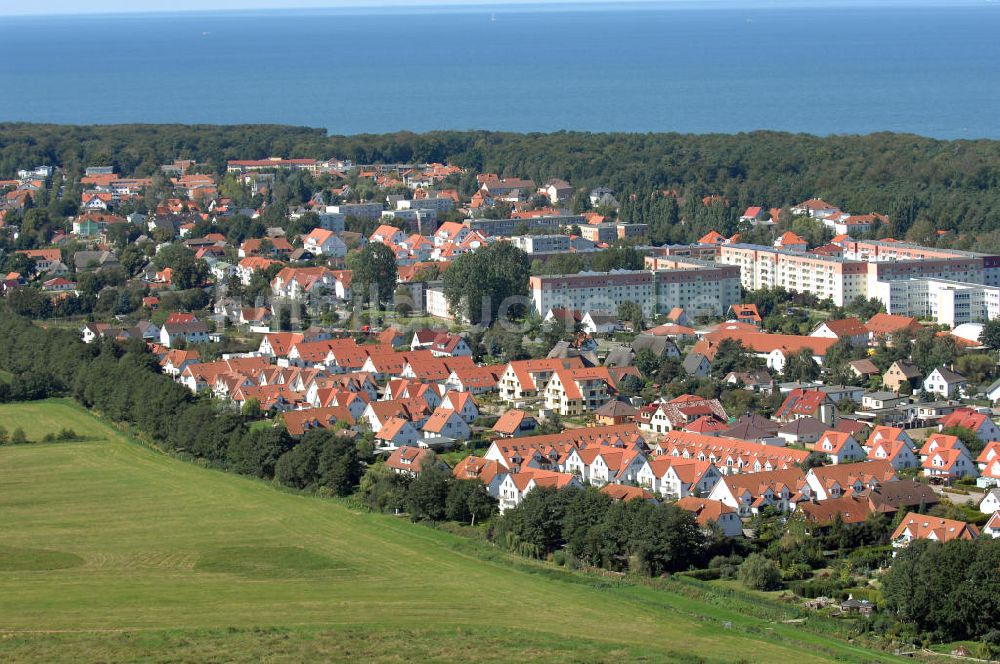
left=717, top=241, right=1000, bottom=322
left=529, top=262, right=741, bottom=318
left=466, top=214, right=583, bottom=237
left=870, top=278, right=1000, bottom=327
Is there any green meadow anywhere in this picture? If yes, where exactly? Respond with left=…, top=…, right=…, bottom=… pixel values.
left=0, top=400, right=904, bottom=663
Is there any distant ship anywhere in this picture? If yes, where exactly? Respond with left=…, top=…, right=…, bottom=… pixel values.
left=491, top=13, right=496, bottom=22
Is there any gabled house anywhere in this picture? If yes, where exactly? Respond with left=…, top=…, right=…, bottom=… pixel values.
left=492, top=409, right=539, bottom=438
left=775, top=388, right=837, bottom=424
left=440, top=391, right=479, bottom=423
left=812, top=431, right=866, bottom=464
left=937, top=407, right=1000, bottom=443
left=866, top=429, right=919, bottom=470
left=643, top=458, right=722, bottom=499
left=776, top=416, right=827, bottom=447
left=675, top=497, right=743, bottom=537
left=707, top=468, right=808, bottom=516
left=977, top=442, right=1000, bottom=485
left=562, top=447, right=648, bottom=487
left=159, top=318, right=209, bottom=348
left=497, top=357, right=585, bottom=402
left=979, top=488, right=1000, bottom=515
left=496, top=470, right=581, bottom=512
left=452, top=455, right=508, bottom=498
left=375, top=417, right=422, bottom=450
left=805, top=460, right=897, bottom=501
left=384, top=446, right=434, bottom=477
left=883, top=360, right=922, bottom=394
left=923, top=367, right=968, bottom=399
left=302, top=228, right=347, bottom=257
left=810, top=318, right=869, bottom=347
left=422, top=407, right=470, bottom=441
left=920, top=433, right=978, bottom=481
left=866, top=313, right=921, bottom=344
left=891, top=512, right=978, bottom=548
left=729, top=303, right=762, bottom=327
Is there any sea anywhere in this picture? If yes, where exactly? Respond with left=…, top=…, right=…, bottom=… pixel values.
left=1, top=1, right=999, bottom=139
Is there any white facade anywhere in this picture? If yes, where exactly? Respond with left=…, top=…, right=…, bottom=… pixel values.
left=529, top=267, right=740, bottom=318
left=870, top=278, right=1000, bottom=327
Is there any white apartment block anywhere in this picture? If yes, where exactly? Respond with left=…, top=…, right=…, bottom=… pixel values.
left=870, top=278, right=1000, bottom=327
left=424, top=281, right=456, bottom=320
left=718, top=241, right=1000, bottom=324
left=529, top=264, right=740, bottom=318
left=329, top=202, right=384, bottom=220
left=509, top=234, right=570, bottom=254
left=397, top=197, right=454, bottom=213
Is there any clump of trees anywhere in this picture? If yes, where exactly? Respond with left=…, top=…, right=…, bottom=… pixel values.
left=493, top=486, right=707, bottom=576
left=358, top=458, right=497, bottom=526
left=883, top=539, right=1000, bottom=644
left=443, top=242, right=530, bottom=325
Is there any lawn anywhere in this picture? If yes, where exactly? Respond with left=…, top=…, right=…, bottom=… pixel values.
left=0, top=400, right=908, bottom=663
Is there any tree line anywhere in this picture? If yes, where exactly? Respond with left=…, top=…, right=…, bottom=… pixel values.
left=0, top=309, right=360, bottom=495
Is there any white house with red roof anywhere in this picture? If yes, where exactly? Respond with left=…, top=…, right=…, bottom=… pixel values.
left=639, top=395, right=728, bottom=434
left=562, top=447, right=649, bottom=487
left=452, top=456, right=509, bottom=498
left=805, top=460, right=896, bottom=501
left=302, top=228, right=347, bottom=257
left=774, top=231, right=808, bottom=252
left=775, top=388, right=837, bottom=424
left=375, top=417, right=421, bottom=450
left=491, top=409, right=537, bottom=438
left=496, top=469, right=582, bottom=512
left=977, top=442, right=1000, bottom=486
left=792, top=198, right=840, bottom=218
left=812, top=431, right=866, bottom=465
left=440, top=391, right=478, bottom=423
left=891, top=512, right=978, bottom=549
left=708, top=468, right=809, bottom=516
left=866, top=433, right=919, bottom=470
left=810, top=318, right=869, bottom=347
left=983, top=511, right=1000, bottom=539
left=937, top=408, right=1000, bottom=444
left=642, top=457, right=722, bottom=499
left=385, top=446, right=434, bottom=477
left=369, top=224, right=405, bottom=245
left=422, top=407, right=470, bottom=441
left=428, top=332, right=472, bottom=358
left=739, top=206, right=765, bottom=224
left=675, top=498, right=743, bottom=536
left=433, top=221, right=470, bottom=247
left=920, top=433, right=979, bottom=481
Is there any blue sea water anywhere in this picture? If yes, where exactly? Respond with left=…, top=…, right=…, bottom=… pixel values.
left=1, top=2, right=999, bottom=138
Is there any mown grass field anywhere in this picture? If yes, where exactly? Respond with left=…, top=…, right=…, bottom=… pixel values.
left=0, top=400, right=906, bottom=663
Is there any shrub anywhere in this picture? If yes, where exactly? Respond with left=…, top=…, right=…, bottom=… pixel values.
left=738, top=553, right=783, bottom=591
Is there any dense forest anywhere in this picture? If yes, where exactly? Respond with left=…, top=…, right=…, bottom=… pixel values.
left=3, top=124, right=1000, bottom=246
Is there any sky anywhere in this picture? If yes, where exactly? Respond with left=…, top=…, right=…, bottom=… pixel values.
left=0, top=0, right=964, bottom=17
left=0, top=0, right=647, bottom=16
